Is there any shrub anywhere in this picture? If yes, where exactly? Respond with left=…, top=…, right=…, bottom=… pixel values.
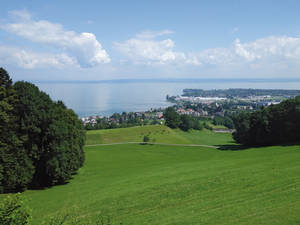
left=0, top=193, right=31, bottom=225
left=203, top=122, right=213, bottom=130
left=143, top=135, right=150, bottom=143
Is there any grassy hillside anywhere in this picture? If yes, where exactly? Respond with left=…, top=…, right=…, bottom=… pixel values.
left=2, top=126, right=300, bottom=224
left=86, top=125, right=233, bottom=146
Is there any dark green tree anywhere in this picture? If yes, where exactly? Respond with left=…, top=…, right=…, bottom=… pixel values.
left=33, top=101, right=85, bottom=186
left=224, top=117, right=234, bottom=129
left=233, top=96, right=300, bottom=146
left=192, top=119, right=203, bottom=130
left=14, top=82, right=85, bottom=187
left=0, top=68, right=85, bottom=192
left=163, top=107, right=181, bottom=128
left=232, top=112, right=251, bottom=145
left=179, top=115, right=193, bottom=131
left=0, top=68, right=34, bottom=193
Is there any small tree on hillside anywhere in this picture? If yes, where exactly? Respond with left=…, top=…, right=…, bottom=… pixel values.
left=143, top=135, right=150, bottom=144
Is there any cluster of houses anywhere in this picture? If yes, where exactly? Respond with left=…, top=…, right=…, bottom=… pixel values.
left=80, top=111, right=164, bottom=126
left=80, top=95, right=283, bottom=128
left=236, top=105, right=254, bottom=110
left=174, top=96, right=227, bottom=104
left=176, top=108, right=208, bottom=117
left=174, top=95, right=281, bottom=107
left=81, top=115, right=103, bottom=126
left=169, top=93, right=285, bottom=118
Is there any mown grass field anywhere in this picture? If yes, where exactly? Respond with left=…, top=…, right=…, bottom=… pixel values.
left=2, top=125, right=300, bottom=224
left=85, top=125, right=233, bottom=146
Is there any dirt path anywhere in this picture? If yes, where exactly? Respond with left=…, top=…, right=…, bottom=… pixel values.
left=85, top=142, right=218, bottom=149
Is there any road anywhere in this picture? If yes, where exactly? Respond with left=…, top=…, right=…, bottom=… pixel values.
left=85, top=142, right=218, bottom=149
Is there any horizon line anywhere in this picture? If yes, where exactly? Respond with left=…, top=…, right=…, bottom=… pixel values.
left=28, top=77, right=300, bottom=84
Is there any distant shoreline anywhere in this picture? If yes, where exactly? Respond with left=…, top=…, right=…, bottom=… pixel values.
left=33, top=81, right=300, bottom=118
left=30, top=78, right=300, bottom=84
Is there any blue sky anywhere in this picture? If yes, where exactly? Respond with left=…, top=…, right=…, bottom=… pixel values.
left=1, top=0, right=300, bottom=81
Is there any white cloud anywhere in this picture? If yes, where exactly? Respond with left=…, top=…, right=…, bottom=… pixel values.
left=115, top=33, right=300, bottom=75
left=234, top=39, right=259, bottom=61
left=115, top=30, right=193, bottom=65
left=115, top=38, right=187, bottom=65
left=0, top=45, right=76, bottom=69
left=188, top=36, right=300, bottom=66
left=3, top=9, right=300, bottom=77
left=233, top=36, right=300, bottom=61
left=188, top=47, right=235, bottom=66
left=1, top=10, right=110, bottom=68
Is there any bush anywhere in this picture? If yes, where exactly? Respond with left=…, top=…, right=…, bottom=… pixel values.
left=193, top=120, right=204, bottom=130
left=0, top=193, right=31, bottom=225
left=213, top=116, right=234, bottom=129
left=203, top=122, right=213, bottom=130
left=143, top=135, right=150, bottom=143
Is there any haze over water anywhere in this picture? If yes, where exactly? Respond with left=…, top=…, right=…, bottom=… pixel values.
left=35, top=79, right=300, bottom=117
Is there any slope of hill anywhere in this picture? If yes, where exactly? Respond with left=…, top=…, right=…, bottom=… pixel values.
left=86, top=125, right=233, bottom=146
left=1, top=125, right=300, bottom=224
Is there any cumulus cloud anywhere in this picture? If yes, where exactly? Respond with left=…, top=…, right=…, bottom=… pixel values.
left=188, top=47, right=234, bottom=66
left=114, top=30, right=194, bottom=65
left=3, top=9, right=300, bottom=75
left=185, top=36, right=300, bottom=74
left=233, top=36, right=300, bottom=61
left=192, top=36, right=300, bottom=66
left=115, top=38, right=188, bottom=65
left=1, top=10, right=110, bottom=68
left=116, top=31, right=300, bottom=69
left=0, top=45, right=76, bottom=69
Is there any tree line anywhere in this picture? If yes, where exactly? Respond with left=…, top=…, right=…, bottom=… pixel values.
left=212, top=116, right=234, bottom=129
left=0, top=68, right=85, bottom=193
left=84, top=112, right=162, bottom=130
left=163, top=107, right=203, bottom=131
left=182, top=88, right=300, bottom=98
left=233, top=96, right=300, bottom=146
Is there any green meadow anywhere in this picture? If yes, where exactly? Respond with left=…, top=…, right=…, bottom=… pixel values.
left=3, top=125, right=300, bottom=224
left=85, top=125, right=232, bottom=146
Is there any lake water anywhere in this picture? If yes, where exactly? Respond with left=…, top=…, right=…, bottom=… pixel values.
left=35, top=79, right=300, bottom=117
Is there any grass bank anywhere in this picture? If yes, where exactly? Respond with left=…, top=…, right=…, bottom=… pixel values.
left=85, top=125, right=233, bottom=146
left=2, top=125, right=300, bottom=224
